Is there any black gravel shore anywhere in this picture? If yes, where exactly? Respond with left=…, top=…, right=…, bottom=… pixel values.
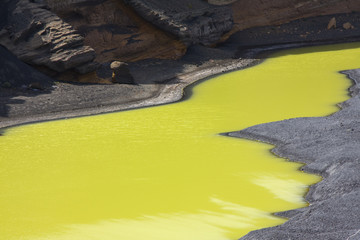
left=230, top=68, right=360, bottom=240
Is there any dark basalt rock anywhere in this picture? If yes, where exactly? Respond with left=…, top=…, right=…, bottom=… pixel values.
left=0, top=45, right=53, bottom=88
left=110, top=61, right=134, bottom=84
left=0, top=0, right=96, bottom=73
left=123, top=0, right=233, bottom=45
left=206, top=0, right=238, bottom=5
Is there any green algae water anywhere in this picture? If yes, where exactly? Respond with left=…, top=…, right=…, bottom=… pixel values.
left=1, top=43, right=360, bottom=240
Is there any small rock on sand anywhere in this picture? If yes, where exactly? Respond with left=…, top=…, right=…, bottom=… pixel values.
left=110, top=61, right=134, bottom=84
left=343, top=22, right=355, bottom=29
left=327, top=17, right=336, bottom=29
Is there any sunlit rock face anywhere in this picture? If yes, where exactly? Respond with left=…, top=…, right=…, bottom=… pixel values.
left=48, top=0, right=186, bottom=63
left=1, top=0, right=360, bottom=82
left=0, top=0, right=96, bottom=73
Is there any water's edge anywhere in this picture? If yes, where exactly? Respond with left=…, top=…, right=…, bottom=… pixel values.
left=0, top=58, right=261, bottom=130
left=231, top=69, right=360, bottom=239
left=0, top=40, right=349, bottom=131
left=2, top=43, right=360, bottom=239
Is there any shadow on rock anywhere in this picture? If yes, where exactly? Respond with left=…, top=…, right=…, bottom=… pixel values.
left=123, top=44, right=237, bottom=85
left=0, top=45, right=54, bottom=118
left=230, top=12, right=360, bottom=59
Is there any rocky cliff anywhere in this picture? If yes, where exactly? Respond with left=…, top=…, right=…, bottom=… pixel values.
left=49, top=0, right=186, bottom=63
left=123, top=0, right=233, bottom=45
left=0, top=0, right=97, bottom=74
left=231, top=0, right=360, bottom=32
left=1, top=0, right=360, bottom=82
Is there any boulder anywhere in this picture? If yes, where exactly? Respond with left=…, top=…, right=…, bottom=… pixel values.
left=343, top=22, right=355, bottom=30
left=327, top=17, right=337, bottom=29
left=110, top=61, right=134, bottom=84
left=123, top=0, right=233, bottom=45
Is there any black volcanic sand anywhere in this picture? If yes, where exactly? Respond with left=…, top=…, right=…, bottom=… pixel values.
left=231, top=68, right=360, bottom=240
left=1, top=12, right=360, bottom=240
left=0, top=45, right=258, bottom=129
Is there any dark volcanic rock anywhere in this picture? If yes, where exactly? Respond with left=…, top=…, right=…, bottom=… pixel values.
left=45, top=0, right=187, bottom=72
left=231, top=0, right=360, bottom=33
left=110, top=61, right=134, bottom=84
left=206, top=0, right=237, bottom=5
left=228, top=69, right=360, bottom=240
left=0, top=0, right=96, bottom=73
left=228, top=13, right=360, bottom=50
left=124, top=0, right=233, bottom=45
left=0, top=45, right=53, bottom=88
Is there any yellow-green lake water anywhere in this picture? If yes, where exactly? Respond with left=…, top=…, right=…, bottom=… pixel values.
left=1, top=43, right=360, bottom=240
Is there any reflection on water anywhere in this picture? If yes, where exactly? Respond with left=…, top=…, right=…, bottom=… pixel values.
left=1, top=43, right=360, bottom=240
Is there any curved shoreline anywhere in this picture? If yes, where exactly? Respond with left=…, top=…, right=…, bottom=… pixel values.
left=231, top=68, right=360, bottom=239
left=3, top=10, right=360, bottom=131
left=2, top=38, right=358, bottom=131
left=1, top=42, right=346, bottom=239
left=0, top=57, right=260, bottom=130
left=1, top=31, right=360, bottom=239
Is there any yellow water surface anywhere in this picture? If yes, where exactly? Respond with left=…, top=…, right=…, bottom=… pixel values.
left=1, top=43, right=360, bottom=240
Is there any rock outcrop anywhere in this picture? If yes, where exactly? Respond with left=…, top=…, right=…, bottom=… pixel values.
left=0, top=0, right=96, bottom=73
left=123, top=0, right=233, bottom=45
left=2, top=0, right=360, bottom=83
left=110, top=61, right=134, bottom=84
left=48, top=0, right=186, bottom=64
left=231, top=0, right=360, bottom=32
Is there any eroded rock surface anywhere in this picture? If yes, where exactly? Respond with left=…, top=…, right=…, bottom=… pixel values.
left=231, top=0, right=360, bottom=32
left=229, top=13, right=360, bottom=49
left=229, top=69, right=360, bottom=239
left=0, top=0, right=96, bottom=73
left=46, top=0, right=186, bottom=63
left=2, top=0, right=360, bottom=82
left=123, top=0, right=233, bottom=45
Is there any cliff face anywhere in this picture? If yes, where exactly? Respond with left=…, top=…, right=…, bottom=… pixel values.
left=231, top=0, right=360, bottom=32
left=48, top=0, right=187, bottom=63
left=0, top=0, right=96, bottom=73
left=39, top=0, right=360, bottom=65
left=1, top=0, right=360, bottom=83
left=33, top=0, right=232, bottom=81
left=123, top=0, right=233, bottom=45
